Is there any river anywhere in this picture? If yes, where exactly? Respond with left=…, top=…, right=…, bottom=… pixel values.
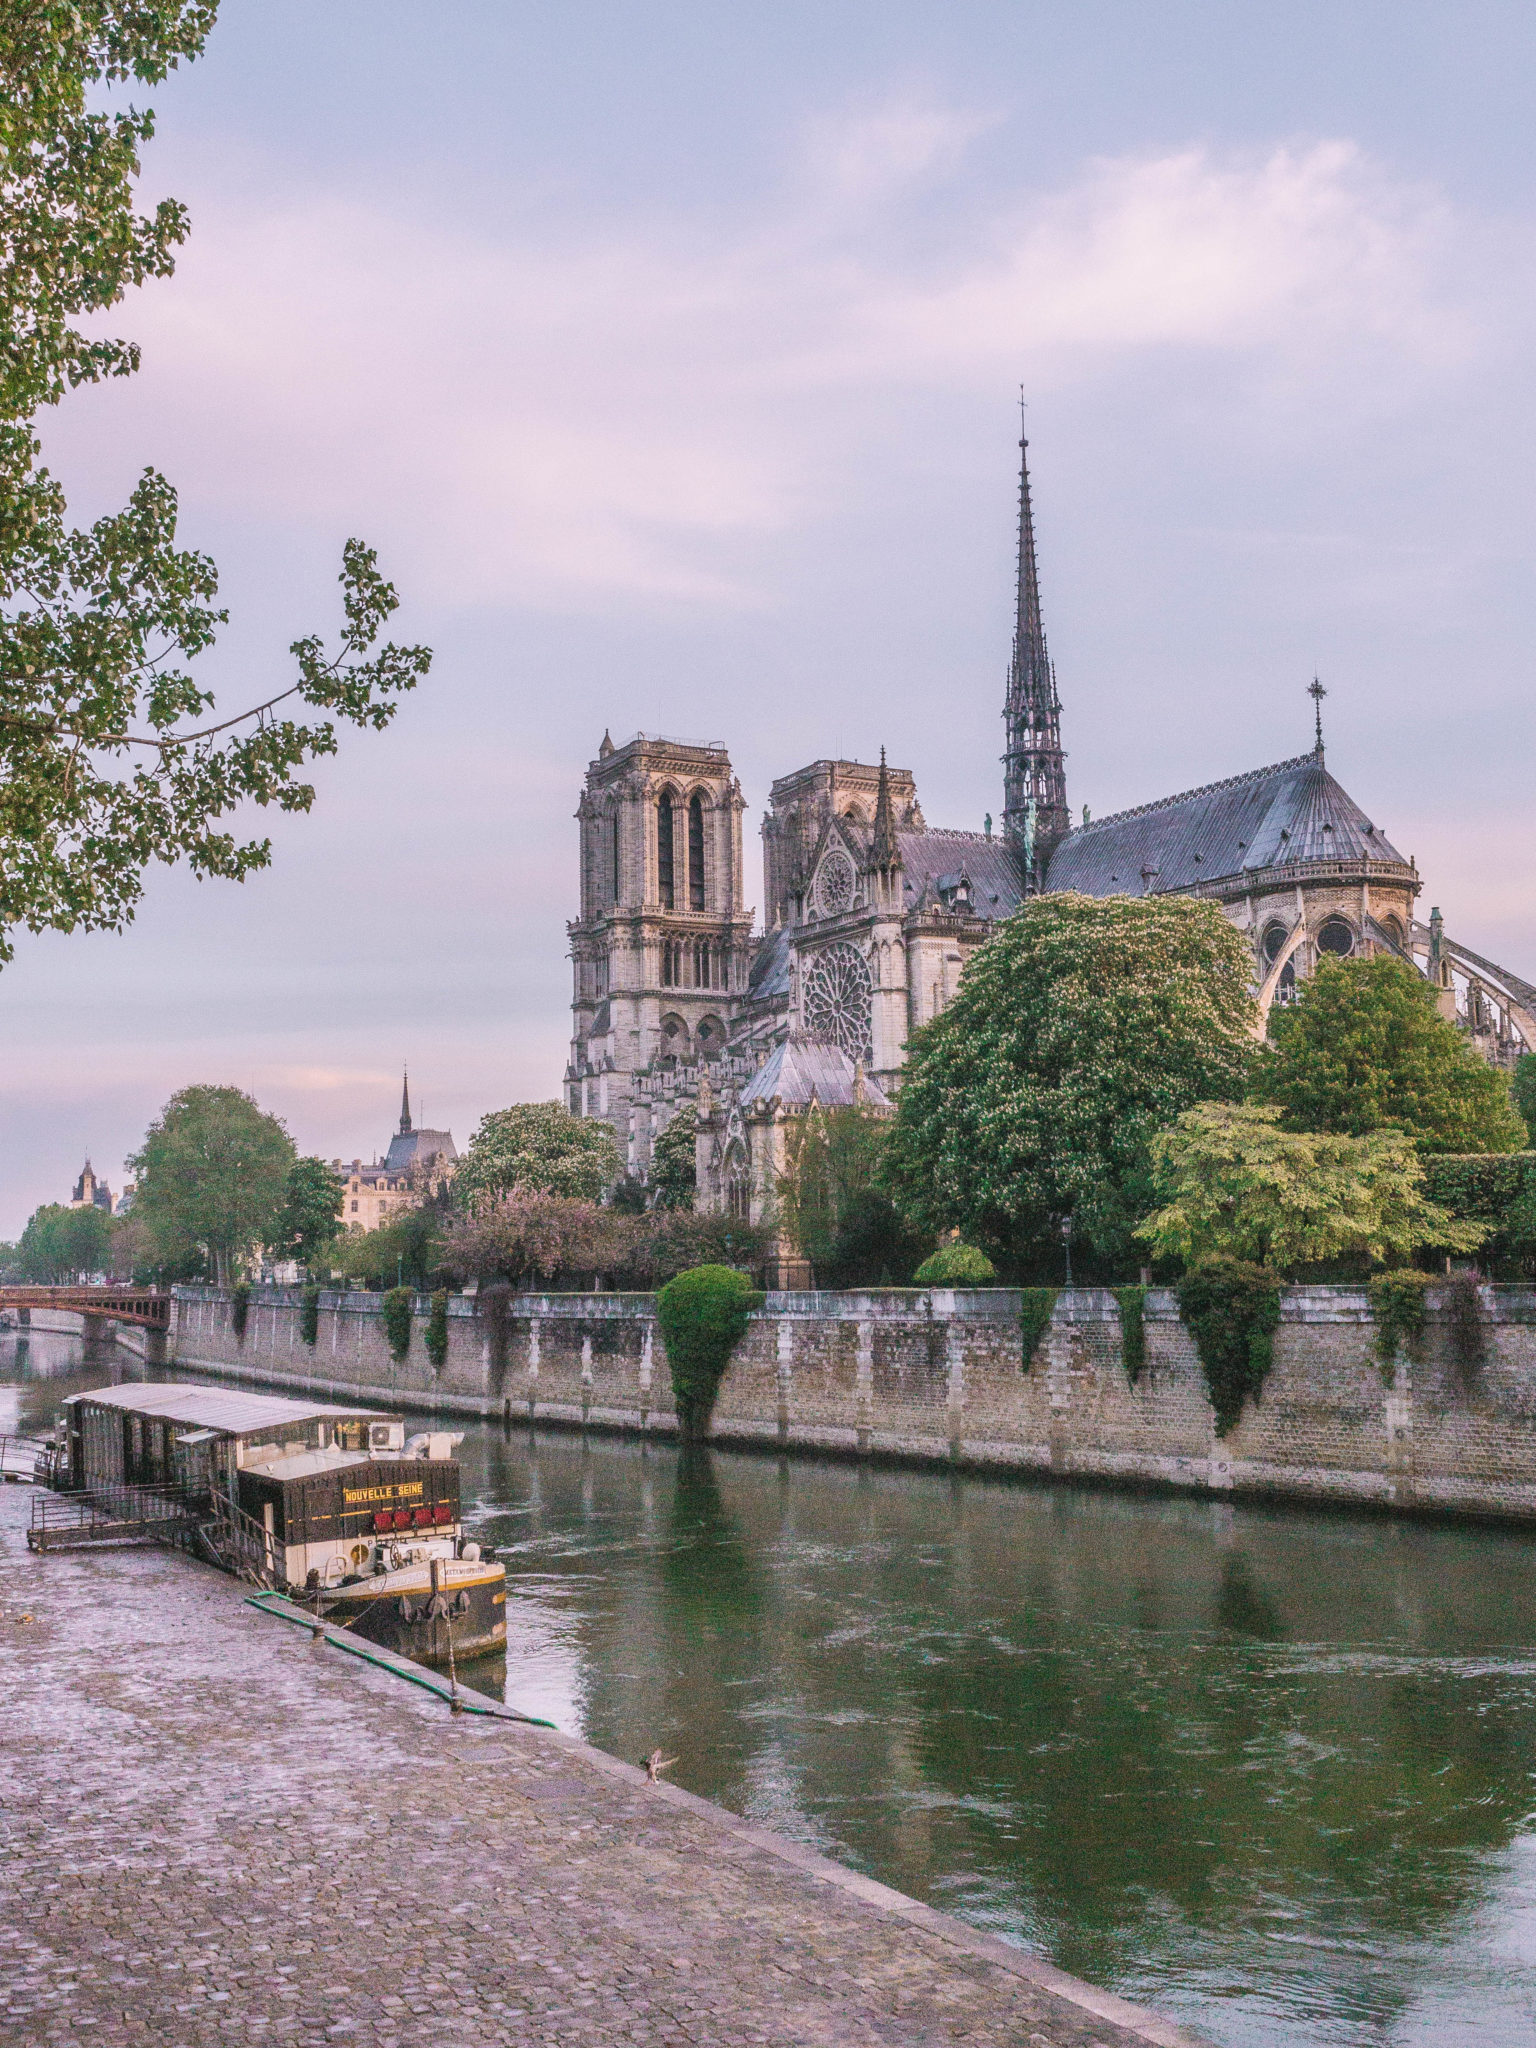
left=6, top=1328, right=1536, bottom=2047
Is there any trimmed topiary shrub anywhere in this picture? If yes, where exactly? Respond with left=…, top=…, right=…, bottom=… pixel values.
left=300, top=1284, right=321, bottom=1348
left=1366, top=1269, right=1432, bottom=1369
left=1019, top=1287, right=1058, bottom=1372
left=656, top=1264, right=764, bottom=1440
left=1114, top=1285, right=1147, bottom=1383
left=382, top=1285, right=413, bottom=1363
left=914, top=1243, right=997, bottom=1287
left=425, top=1288, right=449, bottom=1372
left=1174, top=1258, right=1282, bottom=1437
left=230, top=1282, right=249, bottom=1340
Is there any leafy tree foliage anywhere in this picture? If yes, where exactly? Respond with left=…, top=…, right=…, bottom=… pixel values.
left=1139, top=1103, right=1484, bottom=1272
left=1513, top=1054, right=1536, bottom=1145
left=442, top=1196, right=767, bottom=1290
left=885, top=894, right=1257, bottom=1269
left=322, top=1206, right=445, bottom=1290
left=1254, top=956, right=1526, bottom=1154
left=0, top=3, right=431, bottom=964
left=128, top=1084, right=293, bottom=1284
left=455, top=1102, right=617, bottom=1213
left=15, top=1199, right=110, bottom=1280
left=272, top=1155, right=342, bottom=1266
left=777, top=1104, right=932, bottom=1284
left=650, top=1104, right=697, bottom=1209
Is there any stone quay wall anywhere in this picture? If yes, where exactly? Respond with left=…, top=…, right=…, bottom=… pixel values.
left=166, top=1281, right=1536, bottom=1524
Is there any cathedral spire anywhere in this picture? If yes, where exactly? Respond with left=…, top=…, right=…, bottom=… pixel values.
left=399, top=1069, right=412, bottom=1135
left=1001, top=406, right=1068, bottom=886
left=871, top=747, right=898, bottom=867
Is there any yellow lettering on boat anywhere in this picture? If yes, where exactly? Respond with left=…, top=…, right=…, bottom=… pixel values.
left=340, top=1481, right=426, bottom=1506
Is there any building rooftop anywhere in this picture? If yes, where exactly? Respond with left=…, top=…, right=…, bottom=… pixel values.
left=1045, top=752, right=1412, bottom=897
left=62, top=1383, right=393, bottom=1439
left=739, top=1034, right=892, bottom=1111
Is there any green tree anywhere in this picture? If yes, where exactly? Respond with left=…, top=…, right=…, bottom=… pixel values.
left=0, top=4, right=430, bottom=966
left=656, top=1264, right=764, bottom=1439
left=651, top=1105, right=697, bottom=1210
left=129, top=1085, right=294, bottom=1284
left=15, top=1200, right=111, bottom=1280
left=323, top=1206, right=446, bottom=1290
left=273, top=1155, right=343, bottom=1266
left=1512, top=1053, right=1536, bottom=1145
left=885, top=893, right=1257, bottom=1269
left=455, top=1102, right=618, bottom=1214
left=777, top=1102, right=930, bottom=1285
left=1137, top=1103, right=1485, bottom=1272
left=1254, top=956, right=1526, bottom=1154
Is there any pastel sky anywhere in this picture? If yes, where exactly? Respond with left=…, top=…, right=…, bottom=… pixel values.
left=5, top=1, right=1536, bottom=1234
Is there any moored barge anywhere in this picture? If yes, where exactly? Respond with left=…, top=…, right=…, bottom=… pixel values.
left=41, top=1384, right=506, bottom=1666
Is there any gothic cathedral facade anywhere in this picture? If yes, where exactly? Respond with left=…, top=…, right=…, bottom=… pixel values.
left=569, top=427, right=1536, bottom=1240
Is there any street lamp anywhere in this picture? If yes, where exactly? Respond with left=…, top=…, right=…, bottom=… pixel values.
left=1060, top=1214, right=1074, bottom=1290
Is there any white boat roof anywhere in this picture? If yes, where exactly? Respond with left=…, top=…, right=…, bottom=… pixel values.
left=63, top=1382, right=395, bottom=1439
left=245, top=1445, right=371, bottom=1482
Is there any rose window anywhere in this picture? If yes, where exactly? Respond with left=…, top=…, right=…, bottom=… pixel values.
left=802, top=942, right=873, bottom=1061
left=816, top=851, right=855, bottom=918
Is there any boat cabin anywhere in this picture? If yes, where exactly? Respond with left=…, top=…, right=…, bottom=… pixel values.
left=59, top=1383, right=402, bottom=1500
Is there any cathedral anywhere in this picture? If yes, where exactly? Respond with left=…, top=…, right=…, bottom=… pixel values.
left=567, top=429, right=1536, bottom=1244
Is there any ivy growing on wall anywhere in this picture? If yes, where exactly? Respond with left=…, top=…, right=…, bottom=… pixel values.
left=1365, top=1270, right=1431, bottom=1370
left=230, top=1282, right=249, bottom=1341
left=656, top=1264, right=764, bottom=1439
left=300, top=1285, right=320, bottom=1348
left=382, top=1286, right=413, bottom=1363
left=1174, top=1259, right=1281, bottom=1437
left=425, top=1289, right=449, bottom=1372
left=1114, top=1285, right=1147, bottom=1384
left=1445, top=1271, right=1487, bottom=1374
left=1019, top=1288, right=1058, bottom=1372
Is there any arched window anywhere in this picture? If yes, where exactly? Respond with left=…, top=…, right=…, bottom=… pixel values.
left=1261, top=921, right=1289, bottom=968
left=657, top=793, right=675, bottom=909
left=688, top=794, right=706, bottom=911
left=694, top=939, right=711, bottom=989
left=1317, top=916, right=1355, bottom=959
left=611, top=811, right=621, bottom=905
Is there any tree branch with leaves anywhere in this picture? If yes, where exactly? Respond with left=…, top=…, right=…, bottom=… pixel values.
left=0, top=2, right=431, bottom=963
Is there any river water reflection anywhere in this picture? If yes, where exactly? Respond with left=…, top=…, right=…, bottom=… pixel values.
left=7, top=1331, right=1536, bottom=2047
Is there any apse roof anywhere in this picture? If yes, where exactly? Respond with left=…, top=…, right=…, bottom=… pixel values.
left=1045, top=752, right=1410, bottom=898
left=738, top=1034, right=891, bottom=1111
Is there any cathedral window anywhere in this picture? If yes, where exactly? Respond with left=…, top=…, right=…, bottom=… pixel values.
left=803, top=941, right=874, bottom=1062
left=662, top=940, right=677, bottom=986
left=815, top=850, right=855, bottom=918
left=657, top=793, right=675, bottom=908
left=689, top=794, right=706, bottom=911
left=1261, top=921, right=1289, bottom=968
left=1317, top=916, right=1355, bottom=958
left=611, top=812, right=621, bottom=905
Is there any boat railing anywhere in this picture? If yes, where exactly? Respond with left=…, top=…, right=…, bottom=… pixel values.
left=201, top=1490, right=296, bottom=1593
left=27, top=1476, right=204, bottom=1550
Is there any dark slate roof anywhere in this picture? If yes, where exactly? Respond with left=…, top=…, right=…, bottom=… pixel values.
left=896, top=830, right=1024, bottom=918
left=738, top=1035, right=891, bottom=1111
left=747, top=923, right=793, bottom=1001
left=383, top=1127, right=458, bottom=1173
left=1044, top=752, right=1411, bottom=897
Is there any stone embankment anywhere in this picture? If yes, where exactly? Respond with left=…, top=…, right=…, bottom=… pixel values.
left=0, top=1483, right=1195, bottom=2047
left=166, top=1281, right=1536, bottom=1524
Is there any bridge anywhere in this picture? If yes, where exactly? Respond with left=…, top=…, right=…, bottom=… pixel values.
left=0, top=1286, right=171, bottom=1330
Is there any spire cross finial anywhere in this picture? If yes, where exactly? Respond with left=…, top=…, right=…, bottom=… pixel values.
left=1309, top=677, right=1327, bottom=754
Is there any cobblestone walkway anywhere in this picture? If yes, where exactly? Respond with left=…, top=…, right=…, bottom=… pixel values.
left=0, top=1486, right=1199, bottom=2047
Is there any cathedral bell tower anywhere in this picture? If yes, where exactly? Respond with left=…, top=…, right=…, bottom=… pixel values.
left=567, top=732, right=754, bottom=1161
left=1001, top=417, right=1069, bottom=888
